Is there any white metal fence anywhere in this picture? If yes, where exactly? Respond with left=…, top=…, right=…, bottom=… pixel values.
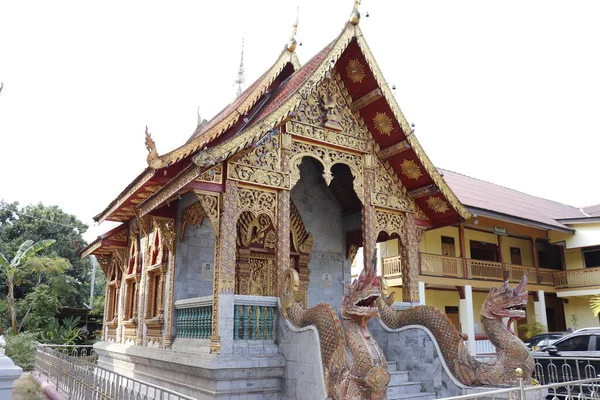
left=34, top=344, right=195, bottom=400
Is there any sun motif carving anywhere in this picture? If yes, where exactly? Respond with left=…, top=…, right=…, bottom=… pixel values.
left=426, top=196, right=449, bottom=214
left=372, top=112, right=394, bottom=136
left=400, top=159, right=423, bottom=180
left=346, top=59, right=366, bottom=83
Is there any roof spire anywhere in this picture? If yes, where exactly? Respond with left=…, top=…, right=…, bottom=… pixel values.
left=234, top=39, right=245, bottom=98
left=287, top=7, right=299, bottom=52
left=349, top=0, right=361, bottom=25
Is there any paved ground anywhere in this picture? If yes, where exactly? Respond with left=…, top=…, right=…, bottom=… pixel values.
left=13, top=372, right=48, bottom=400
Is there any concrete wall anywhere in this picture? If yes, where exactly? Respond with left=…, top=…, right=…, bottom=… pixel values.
left=291, top=158, right=352, bottom=312
left=276, top=307, right=327, bottom=400
left=420, top=226, right=460, bottom=256
left=565, top=248, right=584, bottom=270
left=174, top=194, right=216, bottom=302
left=563, top=296, right=600, bottom=330
left=562, top=223, right=600, bottom=250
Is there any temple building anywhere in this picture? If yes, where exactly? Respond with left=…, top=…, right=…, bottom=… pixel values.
left=80, top=3, right=577, bottom=398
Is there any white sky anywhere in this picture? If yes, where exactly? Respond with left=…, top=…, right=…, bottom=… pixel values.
left=1, top=1, right=598, bottom=243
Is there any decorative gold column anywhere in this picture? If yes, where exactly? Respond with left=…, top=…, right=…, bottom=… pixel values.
left=210, top=180, right=238, bottom=354
left=362, top=154, right=377, bottom=271
left=277, top=132, right=292, bottom=292
left=402, top=213, right=424, bottom=303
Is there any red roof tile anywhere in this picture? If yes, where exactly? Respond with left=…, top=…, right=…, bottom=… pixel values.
left=441, top=169, right=586, bottom=230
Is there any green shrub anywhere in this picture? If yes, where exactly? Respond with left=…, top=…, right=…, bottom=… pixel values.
left=518, top=322, right=547, bottom=340
left=5, top=332, right=37, bottom=371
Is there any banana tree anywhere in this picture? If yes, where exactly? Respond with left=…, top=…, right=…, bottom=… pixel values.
left=0, top=239, right=55, bottom=332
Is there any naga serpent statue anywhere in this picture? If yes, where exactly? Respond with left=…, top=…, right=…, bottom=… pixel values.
left=281, top=266, right=390, bottom=399
left=377, top=274, right=534, bottom=386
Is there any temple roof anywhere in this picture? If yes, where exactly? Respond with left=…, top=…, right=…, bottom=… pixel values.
left=95, top=12, right=472, bottom=228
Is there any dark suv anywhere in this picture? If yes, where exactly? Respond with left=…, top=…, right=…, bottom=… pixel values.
left=533, top=329, right=600, bottom=384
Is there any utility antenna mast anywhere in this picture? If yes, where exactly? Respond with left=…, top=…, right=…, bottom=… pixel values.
left=234, top=39, right=245, bottom=98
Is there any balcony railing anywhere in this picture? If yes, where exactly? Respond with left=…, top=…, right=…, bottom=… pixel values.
left=420, top=253, right=463, bottom=278
left=384, top=253, right=600, bottom=290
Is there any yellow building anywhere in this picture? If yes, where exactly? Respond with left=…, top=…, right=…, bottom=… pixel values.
left=377, top=169, right=600, bottom=351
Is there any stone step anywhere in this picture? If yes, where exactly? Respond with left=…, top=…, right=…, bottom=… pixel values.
left=389, top=370, right=409, bottom=385
left=388, top=361, right=397, bottom=372
left=387, top=381, right=424, bottom=397
left=388, top=392, right=436, bottom=400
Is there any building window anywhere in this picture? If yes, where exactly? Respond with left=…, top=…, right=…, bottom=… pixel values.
left=441, top=236, right=456, bottom=257
left=470, top=240, right=499, bottom=262
left=583, top=247, right=600, bottom=268
left=510, top=247, right=522, bottom=265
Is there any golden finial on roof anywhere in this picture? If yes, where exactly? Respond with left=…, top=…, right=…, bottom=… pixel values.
left=287, top=7, right=299, bottom=52
left=349, top=0, right=361, bottom=25
left=145, top=126, right=162, bottom=169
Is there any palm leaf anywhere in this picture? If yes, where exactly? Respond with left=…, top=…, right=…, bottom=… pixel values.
left=590, top=295, right=600, bottom=316
left=11, top=239, right=55, bottom=267
left=0, top=253, right=9, bottom=270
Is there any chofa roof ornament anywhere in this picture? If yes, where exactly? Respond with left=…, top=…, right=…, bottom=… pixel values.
left=349, top=0, right=361, bottom=25
left=286, top=7, right=300, bottom=52
left=145, top=126, right=163, bottom=170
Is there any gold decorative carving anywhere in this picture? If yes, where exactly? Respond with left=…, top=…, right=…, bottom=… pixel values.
left=415, top=206, right=430, bottom=221
left=289, top=139, right=363, bottom=200
left=372, top=112, right=393, bottom=136
left=237, top=187, right=277, bottom=224
left=346, top=58, right=366, bottom=83
left=295, top=70, right=369, bottom=138
left=227, top=162, right=290, bottom=189
left=372, top=159, right=411, bottom=212
left=237, top=254, right=277, bottom=297
left=286, top=121, right=369, bottom=153
left=378, top=140, right=411, bottom=160
left=154, top=217, right=175, bottom=254
left=197, top=164, right=223, bottom=184
left=362, top=165, right=377, bottom=270
left=350, top=88, right=382, bottom=112
left=400, top=159, right=423, bottom=180
left=232, top=132, right=280, bottom=170
left=111, top=230, right=128, bottom=243
left=181, top=202, right=205, bottom=242
left=218, top=181, right=238, bottom=294
left=237, top=212, right=273, bottom=247
left=193, top=191, right=220, bottom=236
left=426, top=196, right=449, bottom=214
left=401, top=213, right=424, bottom=303
left=139, top=165, right=202, bottom=217
left=376, top=210, right=405, bottom=240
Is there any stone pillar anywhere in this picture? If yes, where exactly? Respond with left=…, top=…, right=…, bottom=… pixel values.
left=211, top=180, right=238, bottom=355
left=459, top=285, right=476, bottom=355
left=418, top=281, right=426, bottom=305
left=362, top=154, right=377, bottom=271
left=534, top=290, right=548, bottom=329
left=277, top=132, right=292, bottom=291
left=402, top=214, right=423, bottom=303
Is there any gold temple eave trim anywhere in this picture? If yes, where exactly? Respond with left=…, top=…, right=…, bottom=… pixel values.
left=191, top=24, right=357, bottom=171
left=95, top=169, right=156, bottom=224
left=353, top=27, right=470, bottom=221
left=147, top=50, right=302, bottom=170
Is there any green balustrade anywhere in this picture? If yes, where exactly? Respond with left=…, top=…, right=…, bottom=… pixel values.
left=233, top=304, right=276, bottom=341
left=176, top=306, right=212, bottom=339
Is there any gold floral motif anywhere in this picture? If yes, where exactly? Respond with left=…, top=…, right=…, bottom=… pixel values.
left=193, top=191, right=220, bottom=236
left=237, top=187, right=277, bottom=224
left=372, top=158, right=411, bottom=212
left=289, top=139, right=363, bottom=200
left=346, top=58, right=366, bottom=83
left=400, top=159, right=423, bottom=180
left=181, top=202, right=205, bottom=242
left=372, top=112, right=394, bottom=136
left=233, top=133, right=280, bottom=170
left=227, top=162, right=290, bottom=189
left=286, top=121, right=368, bottom=152
left=426, top=196, right=449, bottom=214
left=197, top=164, right=223, bottom=184
left=376, top=211, right=405, bottom=239
left=295, top=70, right=369, bottom=138
left=265, top=230, right=276, bottom=249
